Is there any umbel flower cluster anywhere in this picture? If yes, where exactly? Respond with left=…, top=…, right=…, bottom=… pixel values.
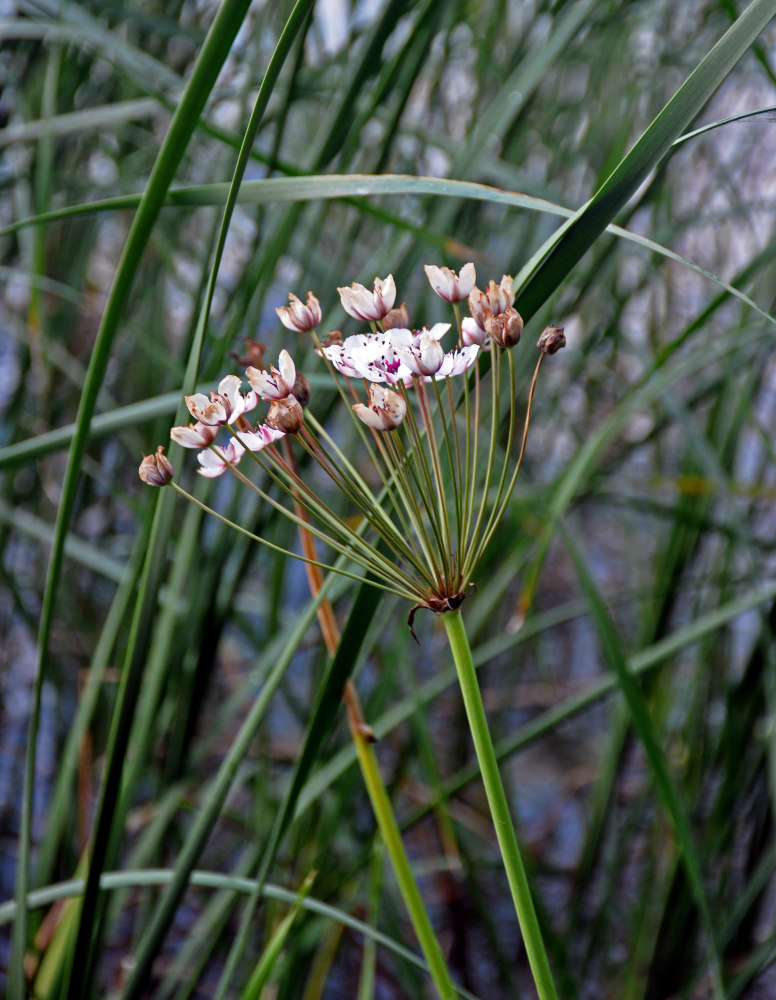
left=140, top=264, right=564, bottom=632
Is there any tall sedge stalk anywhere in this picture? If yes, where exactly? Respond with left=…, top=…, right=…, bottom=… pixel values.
left=140, top=263, right=566, bottom=998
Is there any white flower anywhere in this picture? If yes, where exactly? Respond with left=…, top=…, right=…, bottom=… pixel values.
left=353, top=383, right=407, bottom=431
left=276, top=291, right=321, bottom=333
left=197, top=440, right=245, bottom=478
left=322, top=332, right=409, bottom=383
left=170, top=421, right=218, bottom=449
left=338, top=275, right=396, bottom=322
left=322, top=324, right=474, bottom=385
left=395, top=331, right=445, bottom=376
left=430, top=344, right=479, bottom=379
left=246, top=350, right=296, bottom=400
left=186, top=375, right=257, bottom=426
left=423, top=263, right=476, bottom=303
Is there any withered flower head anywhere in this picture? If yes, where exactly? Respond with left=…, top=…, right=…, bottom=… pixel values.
left=292, top=372, right=311, bottom=407
left=484, top=306, right=523, bottom=348
left=320, top=330, right=343, bottom=349
left=537, top=325, right=566, bottom=355
left=266, top=395, right=304, bottom=434
left=383, top=303, right=410, bottom=330
left=139, top=445, right=174, bottom=486
left=231, top=339, right=265, bottom=368
left=468, top=275, right=515, bottom=328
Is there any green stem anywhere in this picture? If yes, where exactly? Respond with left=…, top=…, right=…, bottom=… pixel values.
left=442, top=608, right=559, bottom=1000
left=353, top=730, right=457, bottom=1000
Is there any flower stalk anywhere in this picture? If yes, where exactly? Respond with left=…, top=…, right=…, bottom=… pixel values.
left=442, top=608, right=559, bottom=1000
left=280, top=439, right=457, bottom=1000
left=142, top=264, right=567, bottom=1000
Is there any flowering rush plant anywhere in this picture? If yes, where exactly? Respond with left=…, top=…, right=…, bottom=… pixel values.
left=140, top=263, right=565, bottom=1000
left=140, top=263, right=564, bottom=637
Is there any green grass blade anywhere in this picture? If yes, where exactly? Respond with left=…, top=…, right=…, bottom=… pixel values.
left=0, top=870, right=478, bottom=1000
left=10, top=1, right=255, bottom=996
left=239, top=872, right=316, bottom=1000
left=4, top=175, right=772, bottom=330
left=512, top=0, right=776, bottom=321
left=564, top=527, right=724, bottom=1000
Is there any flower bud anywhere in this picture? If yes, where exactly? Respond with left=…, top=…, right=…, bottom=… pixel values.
left=485, top=306, right=523, bottom=348
left=383, top=303, right=410, bottom=330
left=338, top=275, right=396, bottom=322
left=276, top=291, right=321, bottom=333
left=139, top=445, right=174, bottom=486
left=292, top=372, right=311, bottom=407
left=537, top=325, right=566, bottom=355
left=266, top=395, right=304, bottom=433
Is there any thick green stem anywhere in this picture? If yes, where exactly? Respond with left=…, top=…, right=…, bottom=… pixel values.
left=353, top=730, right=457, bottom=1000
left=442, top=608, right=559, bottom=1000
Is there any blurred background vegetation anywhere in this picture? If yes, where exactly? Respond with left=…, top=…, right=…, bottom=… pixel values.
left=2, top=0, right=776, bottom=997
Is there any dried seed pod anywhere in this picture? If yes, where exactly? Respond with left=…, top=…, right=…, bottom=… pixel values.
left=292, top=372, right=311, bottom=407
left=537, top=325, right=566, bottom=355
left=485, top=306, right=523, bottom=348
left=266, top=395, right=304, bottom=433
left=139, top=446, right=174, bottom=486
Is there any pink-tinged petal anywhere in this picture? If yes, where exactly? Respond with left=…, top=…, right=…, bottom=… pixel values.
left=276, top=291, right=321, bottom=332
left=337, top=275, right=396, bottom=321
left=170, top=422, right=218, bottom=449
left=246, top=351, right=297, bottom=400
left=424, top=264, right=475, bottom=302
left=385, top=327, right=413, bottom=348
left=353, top=384, right=407, bottom=431
left=428, top=344, right=480, bottom=380
left=462, top=316, right=488, bottom=347
left=243, top=389, right=259, bottom=413
left=425, top=323, right=450, bottom=342
left=278, top=349, right=295, bottom=390
left=352, top=402, right=387, bottom=430
left=186, top=392, right=227, bottom=426
left=196, top=441, right=245, bottom=478
left=245, top=366, right=274, bottom=398
left=218, top=374, right=246, bottom=422
left=395, top=332, right=444, bottom=377
left=373, top=274, right=396, bottom=314
left=237, top=424, right=286, bottom=451
left=424, top=264, right=453, bottom=300
left=458, top=262, right=476, bottom=297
